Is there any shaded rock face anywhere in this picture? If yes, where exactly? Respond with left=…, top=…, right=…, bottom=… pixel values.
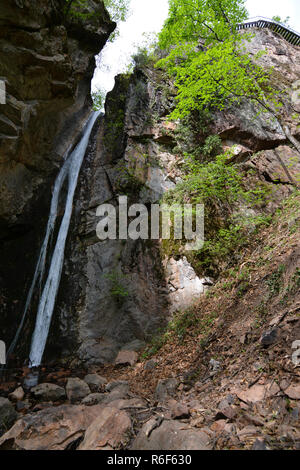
left=54, top=29, right=300, bottom=367
left=55, top=72, right=172, bottom=366
left=0, top=0, right=114, bottom=357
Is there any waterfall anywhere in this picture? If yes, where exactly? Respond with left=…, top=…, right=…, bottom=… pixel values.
left=6, top=111, right=100, bottom=369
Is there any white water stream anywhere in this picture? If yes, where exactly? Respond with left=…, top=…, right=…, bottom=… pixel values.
left=7, top=111, right=100, bottom=370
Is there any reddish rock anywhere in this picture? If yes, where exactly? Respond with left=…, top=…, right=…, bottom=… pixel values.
left=0, top=405, right=103, bottom=450
left=78, top=407, right=132, bottom=450
left=216, top=406, right=238, bottom=420
left=237, top=425, right=259, bottom=440
left=284, top=383, right=300, bottom=400
left=115, top=350, right=138, bottom=367
left=237, top=385, right=265, bottom=404
left=169, top=401, right=190, bottom=420
left=211, top=420, right=227, bottom=433
left=237, top=382, right=280, bottom=404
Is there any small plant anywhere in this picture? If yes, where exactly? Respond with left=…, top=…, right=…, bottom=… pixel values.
left=267, top=264, right=285, bottom=296
left=104, top=270, right=129, bottom=304
left=202, top=135, right=222, bottom=159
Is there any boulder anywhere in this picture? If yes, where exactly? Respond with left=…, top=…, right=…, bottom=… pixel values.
left=32, top=383, right=66, bottom=402
left=78, top=407, right=132, bottom=450
left=252, top=439, right=268, bottom=450
left=284, top=383, right=300, bottom=400
left=132, top=419, right=213, bottom=450
left=9, top=387, right=24, bottom=403
left=260, top=328, right=278, bottom=346
left=66, top=378, right=90, bottom=404
left=115, top=350, right=138, bottom=367
left=0, top=397, right=17, bottom=435
left=169, top=401, right=190, bottom=420
left=105, top=381, right=129, bottom=394
left=154, top=378, right=179, bottom=402
left=108, top=398, right=148, bottom=410
left=83, top=374, right=107, bottom=392
left=101, top=390, right=129, bottom=405
left=0, top=405, right=103, bottom=450
left=82, top=393, right=105, bottom=406
left=211, top=420, right=227, bottom=433
left=144, top=359, right=157, bottom=371
left=237, top=425, right=259, bottom=441
left=237, top=382, right=280, bottom=404
left=218, top=394, right=235, bottom=410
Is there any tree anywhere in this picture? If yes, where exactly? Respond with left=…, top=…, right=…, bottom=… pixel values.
left=92, top=88, right=105, bottom=110
left=159, top=0, right=247, bottom=49
left=272, top=15, right=291, bottom=27
left=156, top=0, right=300, bottom=171
left=157, top=1, right=278, bottom=119
left=104, top=0, right=131, bottom=41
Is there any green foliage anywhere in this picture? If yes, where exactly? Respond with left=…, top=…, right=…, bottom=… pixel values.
left=156, top=0, right=281, bottom=121
left=202, top=135, right=223, bottom=158
left=267, top=264, right=285, bottom=296
left=104, top=0, right=131, bottom=41
left=92, top=88, right=105, bottom=111
left=141, top=307, right=218, bottom=358
left=272, top=15, right=291, bottom=26
left=173, top=110, right=212, bottom=159
left=64, top=0, right=93, bottom=20
left=159, top=0, right=248, bottom=49
left=163, top=151, right=245, bottom=206
left=104, top=0, right=130, bottom=24
left=162, top=150, right=272, bottom=274
left=104, top=270, right=129, bottom=304
left=132, top=47, right=154, bottom=68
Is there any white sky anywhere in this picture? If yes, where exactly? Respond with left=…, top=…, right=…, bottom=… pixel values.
left=92, top=0, right=300, bottom=95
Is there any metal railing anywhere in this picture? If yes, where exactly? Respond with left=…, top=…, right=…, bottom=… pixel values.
left=237, top=16, right=300, bottom=46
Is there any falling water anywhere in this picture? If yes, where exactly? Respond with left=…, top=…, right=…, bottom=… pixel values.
left=6, top=111, right=100, bottom=371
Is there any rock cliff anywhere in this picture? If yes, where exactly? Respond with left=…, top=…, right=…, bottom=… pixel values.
left=0, top=0, right=114, bottom=358
left=0, top=15, right=299, bottom=451
left=53, top=28, right=300, bottom=366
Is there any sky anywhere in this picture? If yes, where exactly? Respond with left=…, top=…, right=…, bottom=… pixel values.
left=92, top=0, right=300, bottom=95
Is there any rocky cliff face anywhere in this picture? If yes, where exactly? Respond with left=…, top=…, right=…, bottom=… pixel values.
left=0, top=23, right=299, bottom=451
left=0, top=0, right=114, bottom=357
left=54, top=28, right=300, bottom=366
left=1, top=8, right=299, bottom=369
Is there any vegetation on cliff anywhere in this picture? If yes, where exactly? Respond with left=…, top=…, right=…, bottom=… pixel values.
left=157, top=0, right=281, bottom=120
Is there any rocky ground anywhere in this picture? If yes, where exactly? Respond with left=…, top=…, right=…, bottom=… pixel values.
left=1, top=191, right=299, bottom=450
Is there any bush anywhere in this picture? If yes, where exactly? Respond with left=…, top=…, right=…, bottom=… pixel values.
left=162, top=151, right=271, bottom=275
